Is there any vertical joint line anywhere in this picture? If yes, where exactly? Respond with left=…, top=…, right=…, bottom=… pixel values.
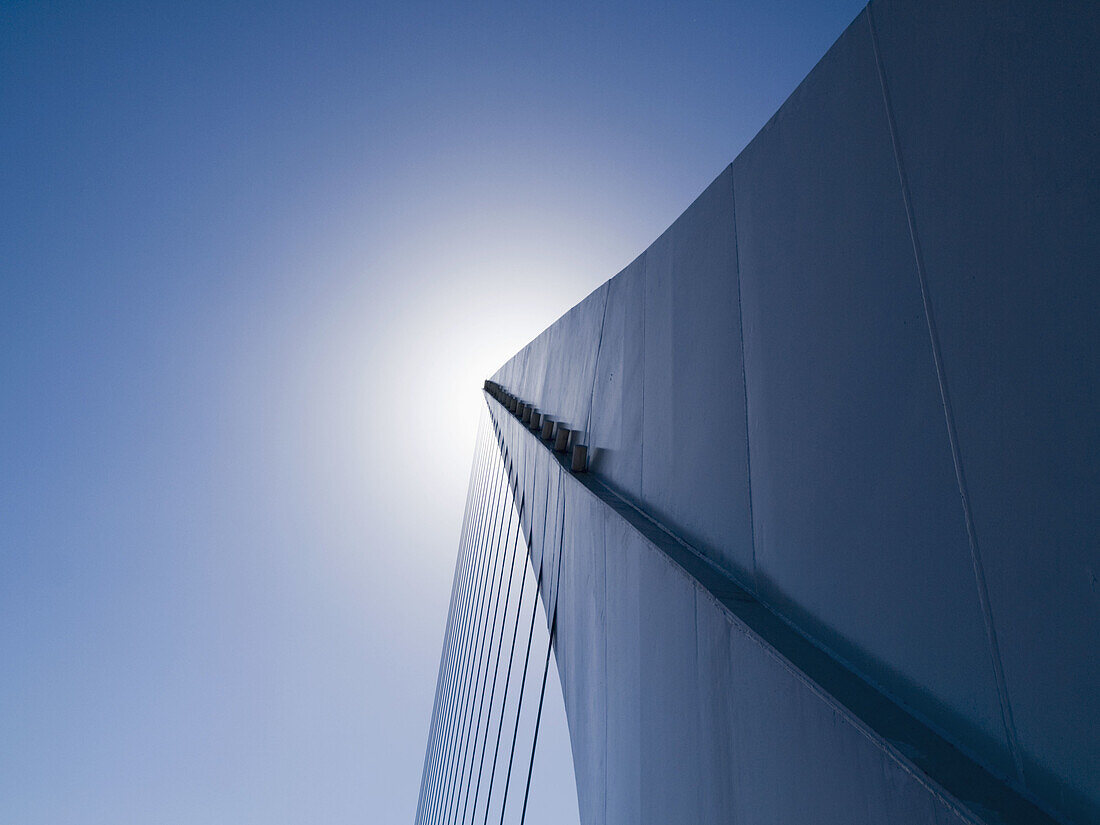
left=729, top=170, right=759, bottom=595
left=866, top=5, right=1024, bottom=786
left=584, top=283, right=612, bottom=445
left=640, top=252, right=647, bottom=497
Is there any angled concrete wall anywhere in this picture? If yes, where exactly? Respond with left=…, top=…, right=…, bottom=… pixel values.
left=490, top=1, right=1099, bottom=823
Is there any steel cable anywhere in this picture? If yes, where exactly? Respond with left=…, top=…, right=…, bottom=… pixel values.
left=444, top=442, right=512, bottom=825
left=427, top=424, right=495, bottom=825
left=458, top=438, right=520, bottom=825
left=492, top=446, right=556, bottom=825
left=433, top=437, right=508, bottom=825
left=479, top=416, right=534, bottom=824
left=421, top=424, right=489, bottom=824
left=415, top=427, right=484, bottom=822
left=463, top=459, right=526, bottom=823
left=518, top=474, right=568, bottom=824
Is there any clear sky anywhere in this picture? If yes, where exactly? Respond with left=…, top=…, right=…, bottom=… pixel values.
left=1, top=1, right=865, bottom=822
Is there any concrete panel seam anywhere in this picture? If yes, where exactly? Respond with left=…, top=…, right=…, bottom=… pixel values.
left=584, top=283, right=611, bottom=446
left=602, top=488, right=609, bottom=825
left=866, top=2, right=1026, bottom=790
left=640, top=251, right=647, bottom=499
left=728, top=167, right=760, bottom=597
left=692, top=586, right=703, bottom=823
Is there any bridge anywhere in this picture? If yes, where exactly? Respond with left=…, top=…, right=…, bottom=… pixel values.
left=416, top=1, right=1099, bottom=823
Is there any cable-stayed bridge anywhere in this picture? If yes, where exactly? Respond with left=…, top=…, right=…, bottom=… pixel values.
left=416, top=1, right=1099, bottom=822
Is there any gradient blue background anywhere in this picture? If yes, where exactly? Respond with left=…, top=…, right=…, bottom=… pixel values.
left=1, top=2, right=863, bottom=822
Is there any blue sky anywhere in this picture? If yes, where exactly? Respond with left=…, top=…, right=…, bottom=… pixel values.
left=1, top=1, right=864, bottom=822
